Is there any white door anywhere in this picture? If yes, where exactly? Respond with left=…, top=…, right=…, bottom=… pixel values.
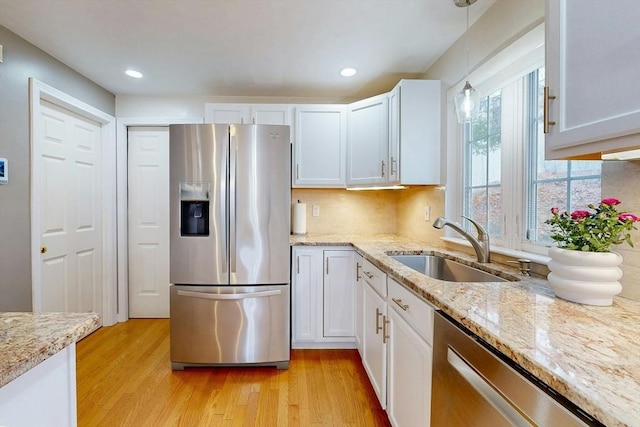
left=38, top=100, right=103, bottom=314
left=127, top=127, right=170, bottom=318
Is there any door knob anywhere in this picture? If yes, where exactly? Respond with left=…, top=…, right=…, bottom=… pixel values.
left=40, top=246, right=47, bottom=254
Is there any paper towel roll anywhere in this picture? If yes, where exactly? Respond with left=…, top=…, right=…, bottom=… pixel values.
left=293, top=202, right=307, bottom=235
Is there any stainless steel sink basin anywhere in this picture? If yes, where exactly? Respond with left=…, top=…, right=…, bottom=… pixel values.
left=390, top=255, right=508, bottom=283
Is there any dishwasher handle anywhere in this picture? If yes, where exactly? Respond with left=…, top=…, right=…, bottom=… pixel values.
left=177, top=289, right=282, bottom=300
left=447, top=346, right=533, bottom=427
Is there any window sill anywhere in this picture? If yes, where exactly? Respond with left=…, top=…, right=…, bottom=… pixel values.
left=440, top=237, right=551, bottom=265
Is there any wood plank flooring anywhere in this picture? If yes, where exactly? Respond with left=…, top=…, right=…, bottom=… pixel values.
left=76, top=319, right=391, bottom=427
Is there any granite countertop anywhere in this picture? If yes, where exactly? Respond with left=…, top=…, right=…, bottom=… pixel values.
left=291, top=233, right=640, bottom=427
left=0, top=312, right=102, bottom=388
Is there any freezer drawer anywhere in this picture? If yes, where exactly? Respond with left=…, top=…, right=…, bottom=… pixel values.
left=170, top=284, right=290, bottom=369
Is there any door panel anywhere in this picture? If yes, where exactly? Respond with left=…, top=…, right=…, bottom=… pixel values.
left=128, top=127, right=170, bottom=317
left=39, top=100, right=102, bottom=314
left=231, top=124, right=290, bottom=285
left=169, top=124, right=229, bottom=285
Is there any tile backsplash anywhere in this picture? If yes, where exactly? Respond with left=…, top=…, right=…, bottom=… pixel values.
left=291, top=188, right=398, bottom=234
left=290, top=186, right=445, bottom=242
left=602, top=160, right=640, bottom=301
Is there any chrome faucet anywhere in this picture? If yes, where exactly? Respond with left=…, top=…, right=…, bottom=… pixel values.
left=433, top=216, right=491, bottom=263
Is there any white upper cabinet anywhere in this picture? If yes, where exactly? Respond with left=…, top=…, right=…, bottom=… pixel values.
left=204, top=103, right=291, bottom=126
left=545, top=0, right=640, bottom=159
left=293, top=105, right=347, bottom=188
left=388, top=80, right=443, bottom=185
left=250, top=104, right=292, bottom=126
left=347, top=94, right=389, bottom=186
left=204, top=103, right=249, bottom=124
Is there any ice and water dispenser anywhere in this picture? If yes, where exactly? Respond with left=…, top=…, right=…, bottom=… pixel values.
left=179, top=182, right=210, bottom=236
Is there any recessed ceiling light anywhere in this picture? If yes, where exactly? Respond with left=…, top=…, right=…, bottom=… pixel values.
left=125, top=69, right=143, bottom=79
left=340, top=67, right=357, bottom=77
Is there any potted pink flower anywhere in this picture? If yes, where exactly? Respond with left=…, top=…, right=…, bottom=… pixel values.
left=545, top=198, right=639, bottom=252
left=545, top=198, right=639, bottom=306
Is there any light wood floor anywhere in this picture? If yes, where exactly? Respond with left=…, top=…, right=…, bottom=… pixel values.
left=76, top=319, right=390, bottom=427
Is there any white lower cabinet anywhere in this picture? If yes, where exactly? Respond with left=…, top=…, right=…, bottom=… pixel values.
left=354, top=253, right=365, bottom=354
left=362, top=278, right=388, bottom=409
left=0, top=345, right=77, bottom=427
left=387, top=277, right=434, bottom=427
left=291, top=246, right=355, bottom=348
left=323, top=250, right=356, bottom=337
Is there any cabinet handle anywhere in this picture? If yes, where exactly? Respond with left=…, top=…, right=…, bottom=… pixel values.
left=326, top=258, right=329, bottom=275
left=356, top=262, right=362, bottom=280
left=296, top=256, right=300, bottom=274
left=363, top=271, right=374, bottom=279
left=382, top=315, right=390, bottom=344
left=375, top=308, right=383, bottom=334
left=296, top=163, right=300, bottom=180
left=392, top=298, right=409, bottom=311
left=390, top=157, right=397, bottom=176
left=543, top=86, right=556, bottom=134
left=381, top=160, right=385, bottom=178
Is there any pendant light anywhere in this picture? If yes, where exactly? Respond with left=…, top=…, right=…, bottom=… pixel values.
left=454, top=0, right=479, bottom=123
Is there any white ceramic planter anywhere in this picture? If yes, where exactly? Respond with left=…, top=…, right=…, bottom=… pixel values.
left=547, top=247, right=623, bottom=306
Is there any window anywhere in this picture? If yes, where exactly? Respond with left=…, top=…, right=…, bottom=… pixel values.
left=461, top=67, right=602, bottom=254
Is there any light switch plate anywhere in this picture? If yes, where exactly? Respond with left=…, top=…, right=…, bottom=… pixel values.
left=312, top=205, right=320, bottom=217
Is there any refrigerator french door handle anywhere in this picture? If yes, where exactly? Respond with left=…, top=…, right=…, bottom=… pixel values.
left=229, top=126, right=237, bottom=274
left=221, top=131, right=229, bottom=274
left=177, top=289, right=282, bottom=300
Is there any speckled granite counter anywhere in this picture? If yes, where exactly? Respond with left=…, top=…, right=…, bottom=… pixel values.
left=292, top=233, right=640, bottom=427
left=0, top=312, right=101, bottom=388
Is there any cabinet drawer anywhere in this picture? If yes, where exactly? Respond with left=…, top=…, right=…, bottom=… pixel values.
left=361, top=258, right=387, bottom=298
left=388, top=278, right=433, bottom=345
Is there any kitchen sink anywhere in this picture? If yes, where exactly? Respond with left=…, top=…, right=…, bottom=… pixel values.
left=390, top=254, right=509, bottom=283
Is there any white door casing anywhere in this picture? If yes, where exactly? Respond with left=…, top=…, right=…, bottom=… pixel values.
left=127, top=127, right=170, bottom=318
left=38, top=100, right=102, bottom=314
left=30, top=78, right=117, bottom=325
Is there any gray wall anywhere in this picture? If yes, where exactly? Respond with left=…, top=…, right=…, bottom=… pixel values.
left=0, top=25, right=115, bottom=311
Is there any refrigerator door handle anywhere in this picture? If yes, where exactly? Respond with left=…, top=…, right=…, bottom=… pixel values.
left=229, top=126, right=237, bottom=274
left=177, top=289, right=282, bottom=300
left=221, top=130, right=229, bottom=274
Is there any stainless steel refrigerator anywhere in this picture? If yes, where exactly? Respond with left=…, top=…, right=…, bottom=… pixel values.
left=169, top=124, right=290, bottom=370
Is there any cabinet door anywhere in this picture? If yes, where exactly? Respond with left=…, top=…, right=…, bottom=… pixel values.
left=323, top=250, right=355, bottom=337
left=293, top=105, right=346, bottom=187
left=545, top=0, right=640, bottom=159
left=387, top=308, right=432, bottom=427
left=394, top=80, right=443, bottom=185
left=388, top=87, right=400, bottom=184
left=204, top=103, right=250, bottom=124
left=354, top=253, right=364, bottom=354
left=250, top=104, right=292, bottom=126
left=291, top=248, right=322, bottom=343
left=363, top=282, right=387, bottom=408
left=347, top=94, right=389, bottom=186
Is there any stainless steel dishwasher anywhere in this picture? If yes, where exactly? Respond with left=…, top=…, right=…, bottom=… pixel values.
left=431, top=311, right=602, bottom=426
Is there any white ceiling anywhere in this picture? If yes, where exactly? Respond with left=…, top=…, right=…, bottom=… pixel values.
left=0, top=0, right=495, bottom=99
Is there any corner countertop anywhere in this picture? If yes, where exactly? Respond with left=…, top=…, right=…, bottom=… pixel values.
left=291, top=233, right=640, bottom=427
left=0, top=312, right=102, bottom=388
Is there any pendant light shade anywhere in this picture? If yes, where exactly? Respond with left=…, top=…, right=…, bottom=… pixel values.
left=454, top=0, right=479, bottom=124
left=455, top=80, right=479, bottom=123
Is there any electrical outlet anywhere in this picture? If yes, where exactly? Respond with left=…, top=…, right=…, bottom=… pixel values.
left=424, top=205, right=431, bottom=221
left=312, top=205, right=320, bottom=217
